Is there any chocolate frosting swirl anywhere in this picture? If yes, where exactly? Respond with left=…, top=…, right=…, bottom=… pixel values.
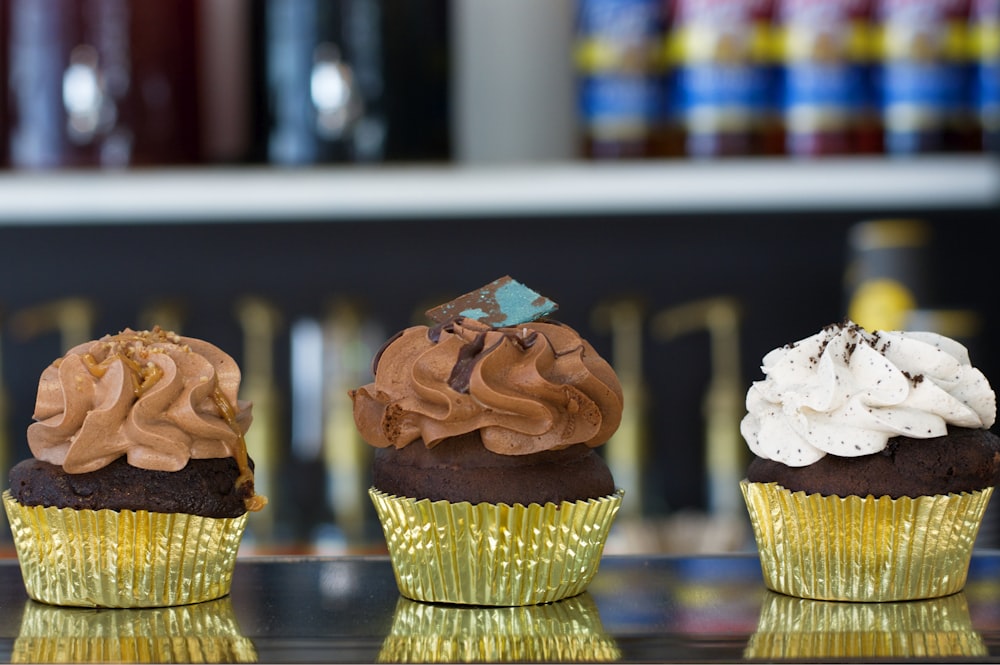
left=27, top=327, right=253, bottom=474
left=351, top=318, right=623, bottom=455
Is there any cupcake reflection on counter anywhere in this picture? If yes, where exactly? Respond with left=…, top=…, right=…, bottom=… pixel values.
left=12, top=597, right=257, bottom=664
left=745, top=590, right=986, bottom=660
left=378, top=593, right=620, bottom=663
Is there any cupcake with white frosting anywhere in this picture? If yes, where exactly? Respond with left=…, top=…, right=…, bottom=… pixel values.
left=740, top=320, right=1000, bottom=601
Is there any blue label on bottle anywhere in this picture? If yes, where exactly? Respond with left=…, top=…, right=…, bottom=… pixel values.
left=671, top=63, right=772, bottom=116
left=782, top=62, right=869, bottom=112
left=975, top=60, right=1000, bottom=112
left=880, top=61, right=969, bottom=112
left=577, top=0, right=662, bottom=40
left=579, top=74, right=663, bottom=126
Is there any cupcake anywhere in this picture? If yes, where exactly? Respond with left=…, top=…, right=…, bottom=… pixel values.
left=740, top=320, right=1000, bottom=601
left=3, top=327, right=267, bottom=608
left=351, top=276, right=624, bottom=606
left=377, top=593, right=621, bottom=662
left=12, top=597, right=257, bottom=663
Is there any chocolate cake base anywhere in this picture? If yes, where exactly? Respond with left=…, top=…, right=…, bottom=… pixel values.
left=747, top=427, right=1000, bottom=499
left=372, top=432, right=616, bottom=505
left=8, top=456, right=253, bottom=518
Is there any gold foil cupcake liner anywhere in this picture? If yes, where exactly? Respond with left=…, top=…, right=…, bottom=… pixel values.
left=369, top=487, right=624, bottom=606
left=377, top=593, right=621, bottom=662
left=12, top=596, right=257, bottom=663
left=3, top=491, right=249, bottom=608
left=741, top=480, right=993, bottom=602
left=744, top=590, right=986, bottom=660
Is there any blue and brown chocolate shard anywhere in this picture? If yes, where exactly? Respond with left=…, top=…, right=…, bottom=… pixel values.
left=425, top=276, right=558, bottom=328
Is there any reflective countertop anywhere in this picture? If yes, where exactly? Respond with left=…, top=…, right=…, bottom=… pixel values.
left=2, top=552, right=1000, bottom=663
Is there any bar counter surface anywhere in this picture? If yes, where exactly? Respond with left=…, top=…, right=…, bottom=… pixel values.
left=2, top=551, right=1000, bottom=663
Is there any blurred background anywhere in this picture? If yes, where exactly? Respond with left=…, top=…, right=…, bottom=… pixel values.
left=0, top=0, right=997, bottom=557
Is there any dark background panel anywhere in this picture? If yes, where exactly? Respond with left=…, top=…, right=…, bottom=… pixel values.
left=0, top=208, right=995, bottom=543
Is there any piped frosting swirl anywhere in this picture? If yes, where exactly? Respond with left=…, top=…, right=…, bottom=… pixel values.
left=351, top=317, right=623, bottom=455
left=27, top=327, right=265, bottom=511
left=741, top=320, right=997, bottom=467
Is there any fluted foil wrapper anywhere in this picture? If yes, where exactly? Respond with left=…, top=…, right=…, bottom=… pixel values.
left=741, top=480, right=993, bottom=601
left=369, top=487, right=623, bottom=606
left=745, top=590, right=986, bottom=659
left=12, top=597, right=257, bottom=663
left=3, top=491, right=248, bottom=608
left=377, top=593, right=621, bottom=663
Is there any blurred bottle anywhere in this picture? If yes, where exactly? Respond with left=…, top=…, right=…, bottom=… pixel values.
left=844, top=218, right=932, bottom=331
left=379, top=0, right=450, bottom=161
left=256, top=0, right=382, bottom=164
left=972, top=0, right=1000, bottom=151
left=664, top=0, right=782, bottom=158
left=574, top=0, right=668, bottom=159
left=129, top=2, right=202, bottom=165
left=4, top=0, right=201, bottom=169
left=198, top=0, right=256, bottom=164
left=776, top=0, right=882, bottom=156
left=874, top=0, right=979, bottom=155
left=254, top=0, right=449, bottom=165
left=1, top=1, right=8, bottom=167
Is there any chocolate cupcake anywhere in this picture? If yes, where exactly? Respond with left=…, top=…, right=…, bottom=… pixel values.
left=351, top=276, right=624, bottom=606
left=3, top=327, right=266, bottom=608
left=740, top=320, right=1000, bottom=601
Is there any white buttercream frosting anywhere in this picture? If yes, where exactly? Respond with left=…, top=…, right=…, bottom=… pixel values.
left=741, top=321, right=997, bottom=467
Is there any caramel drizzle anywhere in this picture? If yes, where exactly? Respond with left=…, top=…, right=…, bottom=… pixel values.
left=78, top=328, right=267, bottom=513
left=212, top=388, right=268, bottom=513
left=82, top=352, right=163, bottom=398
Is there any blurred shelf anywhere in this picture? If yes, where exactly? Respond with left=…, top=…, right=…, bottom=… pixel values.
left=0, top=155, right=997, bottom=225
